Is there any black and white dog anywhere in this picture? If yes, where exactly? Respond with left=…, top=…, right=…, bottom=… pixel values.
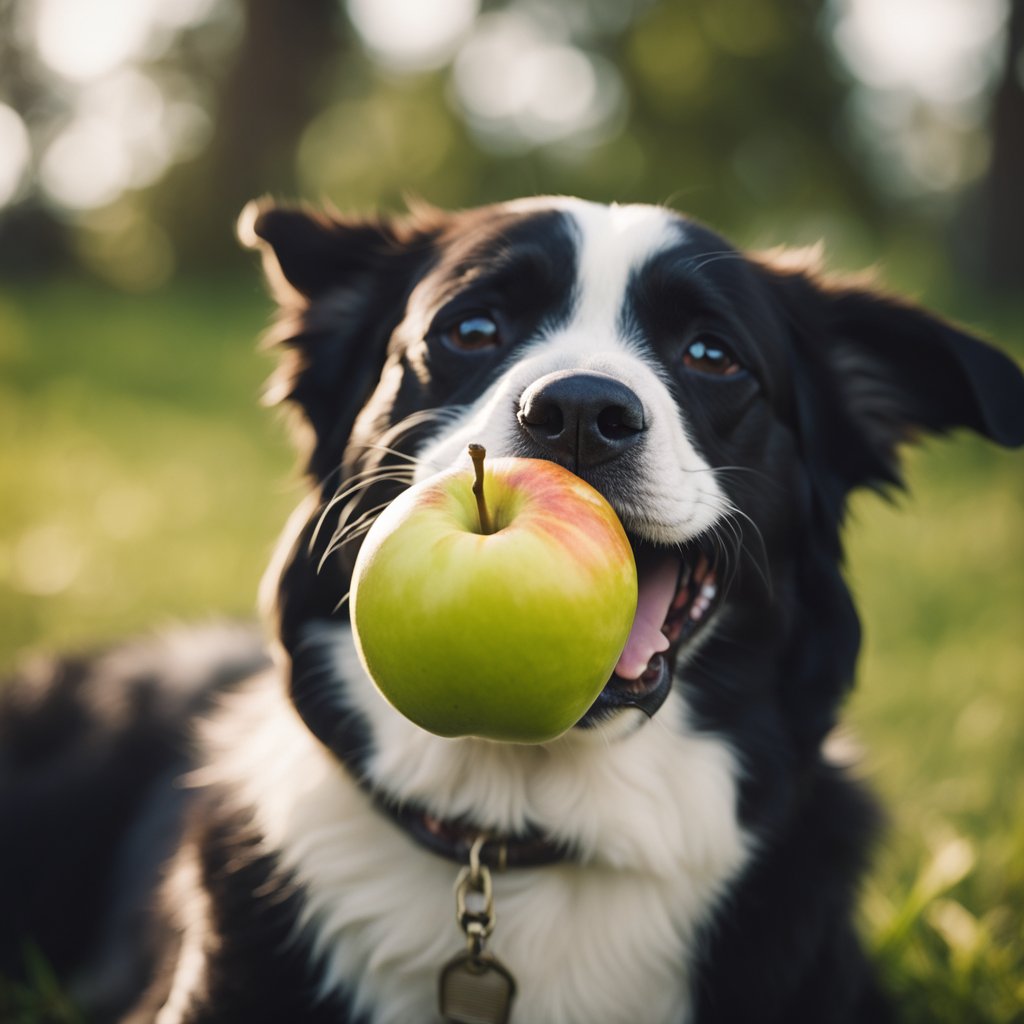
left=2, top=197, right=1023, bottom=1024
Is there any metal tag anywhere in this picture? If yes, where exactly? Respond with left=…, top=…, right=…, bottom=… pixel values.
left=439, top=949, right=516, bottom=1024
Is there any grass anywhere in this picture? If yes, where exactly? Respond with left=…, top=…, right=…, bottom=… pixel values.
left=1, top=278, right=1022, bottom=1021
left=0, top=279, right=298, bottom=660
left=846, top=436, right=1024, bottom=1022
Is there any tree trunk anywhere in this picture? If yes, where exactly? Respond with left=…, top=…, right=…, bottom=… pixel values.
left=156, top=0, right=348, bottom=269
left=978, top=0, right=1024, bottom=291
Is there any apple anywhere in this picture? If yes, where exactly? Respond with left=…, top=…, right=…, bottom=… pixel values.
left=349, top=445, right=638, bottom=743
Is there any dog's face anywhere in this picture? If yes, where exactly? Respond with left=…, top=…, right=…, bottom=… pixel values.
left=347, top=198, right=808, bottom=730
left=242, top=196, right=1022, bottom=782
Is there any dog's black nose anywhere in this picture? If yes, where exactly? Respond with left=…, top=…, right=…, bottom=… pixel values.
left=517, top=370, right=645, bottom=468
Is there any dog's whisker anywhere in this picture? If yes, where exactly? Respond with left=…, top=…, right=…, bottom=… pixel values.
left=687, top=250, right=748, bottom=274
left=342, top=409, right=465, bottom=485
left=722, top=505, right=772, bottom=597
left=714, top=507, right=771, bottom=600
left=684, top=490, right=771, bottom=601
left=342, top=462, right=418, bottom=487
left=353, top=442, right=431, bottom=469
left=314, top=394, right=514, bottom=579
left=310, top=471, right=415, bottom=553
left=342, top=410, right=450, bottom=470
left=707, top=465, right=784, bottom=489
left=318, top=499, right=396, bottom=573
left=323, top=516, right=379, bottom=557
left=374, top=407, right=464, bottom=452
left=326, top=468, right=415, bottom=510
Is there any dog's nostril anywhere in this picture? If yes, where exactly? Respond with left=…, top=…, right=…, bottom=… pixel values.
left=519, top=394, right=564, bottom=435
left=597, top=404, right=643, bottom=440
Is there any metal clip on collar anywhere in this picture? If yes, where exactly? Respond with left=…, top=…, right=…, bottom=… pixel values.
left=455, top=835, right=495, bottom=955
left=439, top=835, right=518, bottom=1023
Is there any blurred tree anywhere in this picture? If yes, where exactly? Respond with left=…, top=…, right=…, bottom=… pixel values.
left=0, top=0, right=1016, bottom=282
left=583, top=0, right=880, bottom=242
left=152, top=0, right=349, bottom=267
left=976, top=0, right=1024, bottom=291
left=0, top=0, right=72, bottom=274
left=292, top=0, right=882, bottom=253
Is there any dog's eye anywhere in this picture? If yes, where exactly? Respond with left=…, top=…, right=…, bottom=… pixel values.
left=444, top=315, right=501, bottom=352
left=682, top=337, right=742, bottom=377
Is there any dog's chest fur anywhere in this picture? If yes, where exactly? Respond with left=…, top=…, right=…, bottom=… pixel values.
left=195, top=630, right=748, bottom=1024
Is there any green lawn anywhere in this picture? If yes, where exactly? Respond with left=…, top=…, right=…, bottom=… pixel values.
left=0, top=279, right=298, bottom=660
left=0, top=279, right=1022, bottom=1021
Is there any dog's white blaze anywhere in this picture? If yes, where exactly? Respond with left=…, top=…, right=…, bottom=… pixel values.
left=415, top=198, right=729, bottom=545
left=198, top=626, right=750, bottom=1024
left=564, top=199, right=677, bottom=339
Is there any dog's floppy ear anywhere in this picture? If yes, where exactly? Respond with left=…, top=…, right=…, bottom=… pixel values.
left=238, top=199, right=442, bottom=481
left=760, top=254, right=1024, bottom=507
left=761, top=254, right=1023, bottom=753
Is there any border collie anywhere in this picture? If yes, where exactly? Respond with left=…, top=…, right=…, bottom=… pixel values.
left=2, top=197, right=1022, bottom=1024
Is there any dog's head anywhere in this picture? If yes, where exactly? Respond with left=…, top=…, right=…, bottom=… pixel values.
left=241, top=197, right=1024, bottom=773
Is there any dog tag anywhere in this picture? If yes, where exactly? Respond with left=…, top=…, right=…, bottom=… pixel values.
left=439, top=949, right=516, bottom=1024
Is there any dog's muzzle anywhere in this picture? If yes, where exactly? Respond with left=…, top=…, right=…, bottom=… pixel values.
left=517, top=370, right=645, bottom=469
left=513, top=369, right=723, bottom=730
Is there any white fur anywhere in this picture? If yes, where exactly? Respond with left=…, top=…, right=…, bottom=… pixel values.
left=156, top=848, right=212, bottom=1024
left=414, top=198, right=729, bottom=546
left=197, top=631, right=750, bottom=1024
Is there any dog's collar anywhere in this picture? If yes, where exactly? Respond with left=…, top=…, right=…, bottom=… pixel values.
left=287, top=632, right=571, bottom=869
left=371, top=788, right=571, bottom=869
left=329, top=732, right=571, bottom=868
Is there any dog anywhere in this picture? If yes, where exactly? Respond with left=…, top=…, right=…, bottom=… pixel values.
left=2, top=196, right=1022, bottom=1024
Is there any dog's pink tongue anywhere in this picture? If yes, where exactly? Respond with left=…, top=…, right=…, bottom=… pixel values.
left=614, top=557, right=677, bottom=679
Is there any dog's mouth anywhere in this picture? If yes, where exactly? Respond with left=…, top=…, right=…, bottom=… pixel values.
left=577, top=536, right=721, bottom=728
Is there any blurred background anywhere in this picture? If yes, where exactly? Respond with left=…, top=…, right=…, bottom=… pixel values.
left=0, top=0, right=1021, bottom=1020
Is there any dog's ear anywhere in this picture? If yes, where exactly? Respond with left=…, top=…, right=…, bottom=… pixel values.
left=760, top=253, right=1023, bottom=753
left=238, top=199, right=442, bottom=481
left=760, top=254, right=1024, bottom=506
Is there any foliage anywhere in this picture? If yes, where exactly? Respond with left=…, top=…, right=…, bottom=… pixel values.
left=847, top=433, right=1024, bottom=1023
left=3, top=0, right=1019, bottom=283
left=0, top=945, right=85, bottom=1024
left=0, top=279, right=295, bottom=658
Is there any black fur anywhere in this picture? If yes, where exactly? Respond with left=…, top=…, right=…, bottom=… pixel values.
left=0, top=626, right=268, bottom=1021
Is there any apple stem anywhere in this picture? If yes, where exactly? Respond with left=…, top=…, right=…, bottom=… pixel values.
left=468, top=443, right=493, bottom=535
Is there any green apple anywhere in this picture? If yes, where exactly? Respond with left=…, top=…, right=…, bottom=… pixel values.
left=349, top=446, right=638, bottom=743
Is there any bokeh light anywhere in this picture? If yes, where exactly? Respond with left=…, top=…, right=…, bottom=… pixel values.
left=346, top=0, right=479, bottom=72
left=0, top=104, right=32, bottom=206
left=833, top=0, right=1006, bottom=105
left=33, top=0, right=154, bottom=81
left=38, top=69, right=204, bottom=210
left=453, top=12, right=624, bottom=151
left=32, top=0, right=223, bottom=80
left=830, top=0, right=1009, bottom=197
